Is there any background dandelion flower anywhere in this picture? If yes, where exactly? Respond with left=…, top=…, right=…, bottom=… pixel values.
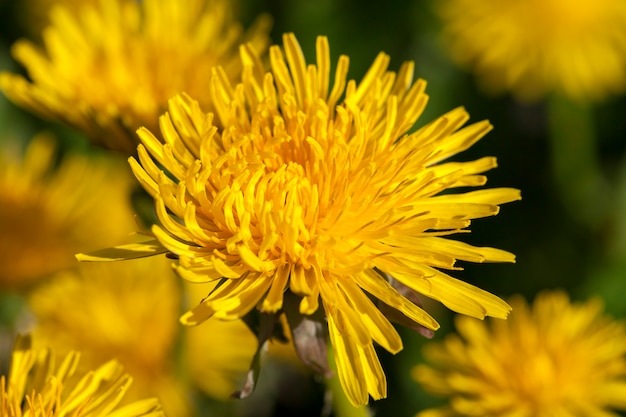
left=414, top=291, right=626, bottom=417
left=27, top=257, right=188, bottom=416
left=127, top=33, right=520, bottom=406
left=436, top=0, right=626, bottom=101
left=0, top=0, right=271, bottom=154
left=0, top=135, right=135, bottom=288
left=1, top=334, right=164, bottom=417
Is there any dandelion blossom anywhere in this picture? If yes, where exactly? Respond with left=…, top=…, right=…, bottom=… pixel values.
left=0, top=135, right=135, bottom=288
left=0, top=0, right=271, bottom=154
left=414, top=291, right=626, bottom=417
left=128, top=33, right=520, bottom=406
left=436, top=0, right=626, bottom=101
left=28, top=258, right=186, bottom=416
left=1, top=335, right=163, bottom=417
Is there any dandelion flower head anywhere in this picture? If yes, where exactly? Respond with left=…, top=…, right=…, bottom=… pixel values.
left=129, top=33, right=521, bottom=406
left=0, top=0, right=272, bottom=154
left=436, top=0, right=626, bottom=101
left=1, top=335, right=163, bottom=417
left=0, top=135, right=135, bottom=288
left=28, top=257, right=188, bottom=416
left=414, top=291, right=626, bottom=417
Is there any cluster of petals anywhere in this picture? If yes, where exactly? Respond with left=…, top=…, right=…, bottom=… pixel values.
left=0, top=135, right=136, bottom=287
left=414, top=291, right=626, bottom=416
left=130, top=33, right=520, bottom=405
left=1, top=335, right=163, bottom=417
left=0, top=0, right=271, bottom=153
left=436, top=0, right=626, bottom=101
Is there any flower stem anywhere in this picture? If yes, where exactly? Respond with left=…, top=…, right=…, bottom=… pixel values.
left=326, top=347, right=370, bottom=417
left=547, top=94, right=608, bottom=228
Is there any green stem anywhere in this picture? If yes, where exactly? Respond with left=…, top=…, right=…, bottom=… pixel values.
left=326, top=347, right=370, bottom=417
left=547, top=94, right=608, bottom=228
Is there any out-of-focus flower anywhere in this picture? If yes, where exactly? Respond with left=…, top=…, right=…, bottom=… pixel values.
left=414, top=291, right=626, bottom=417
left=27, top=257, right=188, bottom=416
left=1, top=334, right=164, bottom=417
left=0, top=0, right=271, bottom=154
left=0, top=135, right=135, bottom=288
left=124, top=33, right=520, bottom=406
left=436, top=0, right=626, bottom=101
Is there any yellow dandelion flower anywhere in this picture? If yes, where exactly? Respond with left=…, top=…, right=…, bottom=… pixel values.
left=436, top=0, right=626, bottom=101
left=28, top=257, right=188, bottom=416
left=0, top=0, right=271, bottom=154
left=414, top=291, right=626, bottom=417
left=0, top=135, right=135, bottom=288
left=127, top=33, right=521, bottom=406
left=1, top=334, right=163, bottom=417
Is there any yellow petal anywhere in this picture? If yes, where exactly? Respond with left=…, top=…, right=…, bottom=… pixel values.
left=261, top=264, right=290, bottom=312
left=392, top=265, right=511, bottom=319
left=338, top=279, right=403, bottom=354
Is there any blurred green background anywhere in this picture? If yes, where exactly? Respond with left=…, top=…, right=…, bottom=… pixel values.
left=2, top=0, right=626, bottom=415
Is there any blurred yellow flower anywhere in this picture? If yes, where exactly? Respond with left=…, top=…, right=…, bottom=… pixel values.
left=27, top=257, right=188, bottom=416
left=0, top=135, right=135, bottom=288
left=436, top=0, right=626, bottom=101
left=127, top=33, right=520, bottom=406
left=1, top=334, right=163, bottom=417
left=414, top=291, right=626, bottom=417
left=0, top=0, right=271, bottom=154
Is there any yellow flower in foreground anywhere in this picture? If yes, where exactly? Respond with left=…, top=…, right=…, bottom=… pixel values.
left=128, top=33, right=520, bottom=406
left=28, top=258, right=188, bottom=416
left=0, top=135, right=135, bottom=288
left=0, top=0, right=271, bottom=154
left=414, top=291, right=626, bottom=417
left=436, top=0, right=626, bottom=101
left=1, top=335, right=163, bottom=417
